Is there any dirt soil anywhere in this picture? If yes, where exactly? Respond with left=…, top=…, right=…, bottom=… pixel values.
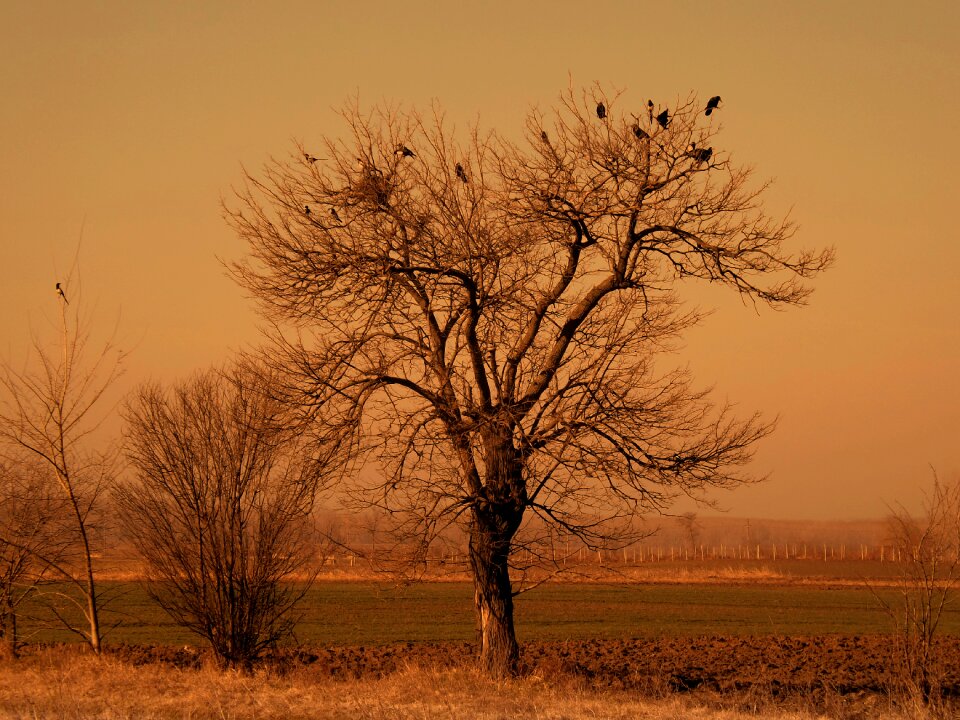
left=102, top=635, right=960, bottom=702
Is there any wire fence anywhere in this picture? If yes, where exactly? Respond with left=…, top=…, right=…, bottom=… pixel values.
left=317, top=541, right=914, bottom=569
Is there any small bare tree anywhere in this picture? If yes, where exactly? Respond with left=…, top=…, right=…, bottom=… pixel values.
left=877, top=472, right=960, bottom=708
left=228, top=86, right=833, bottom=676
left=118, top=364, right=335, bottom=669
left=678, top=512, right=701, bottom=555
left=0, top=459, right=70, bottom=657
left=0, top=269, right=125, bottom=654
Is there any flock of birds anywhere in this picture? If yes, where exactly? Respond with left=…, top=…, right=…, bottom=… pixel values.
left=299, top=96, right=723, bottom=221
left=52, top=97, right=725, bottom=302
left=601, top=95, right=722, bottom=166
left=597, top=94, right=721, bottom=126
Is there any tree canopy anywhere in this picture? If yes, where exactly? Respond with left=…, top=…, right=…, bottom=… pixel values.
left=227, top=86, right=833, bottom=675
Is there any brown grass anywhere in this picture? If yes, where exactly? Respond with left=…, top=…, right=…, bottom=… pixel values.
left=0, top=646, right=937, bottom=720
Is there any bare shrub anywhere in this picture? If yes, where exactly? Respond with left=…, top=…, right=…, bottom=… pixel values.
left=873, top=471, right=960, bottom=712
left=117, top=363, right=336, bottom=669
left=0, top=459, right=71, bottom=657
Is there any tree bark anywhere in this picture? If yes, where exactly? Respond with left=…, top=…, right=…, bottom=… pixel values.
left=79, top=529, right=101, bottom=654
left=84, top=557, right=101, bottom=654
left=0, top=595, right=16, bottom=660
left=468, top=428, right=525, bottom=677
left=469, top=516, right=519, bottom=677
left=73, top=494, right=101, bottom=654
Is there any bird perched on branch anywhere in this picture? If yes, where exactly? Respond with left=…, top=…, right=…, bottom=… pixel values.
left=330, top=207, right=341, bottom=223
left=687, top=143, right=713, bottom=163
left=395, top=144, right=415, bottom=158
left=596, top=101, right=606, bottom=120
left=455, top=163, right=468, bottom=183
left=304, top=205, right=311, bottom=215
left=705, top=96, right=722, bottom=116
left=55, top=282, right=68, bottom=304
left=647, top=99, right=654, bottom=122
left=655, top=109, right=669, bottom=129
left=632, top=123, right=649, bottom=140
left=304, top=152, right=320, bottom=163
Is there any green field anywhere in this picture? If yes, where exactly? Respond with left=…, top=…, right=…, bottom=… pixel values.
left=18, top=578, right=960, bottom=647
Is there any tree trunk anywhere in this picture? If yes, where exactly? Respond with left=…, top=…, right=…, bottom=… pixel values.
left=0, top=594, right=16, bottom=660
left=79, top=524, right=101, bottom=654
left=467, top=426, right=526, bottom=678
left=469, top=518, right=519, bottom=677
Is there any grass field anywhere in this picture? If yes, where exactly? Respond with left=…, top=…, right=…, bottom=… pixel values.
left=0, top=647, right=908, bottom=720
left=18, top=572, right=960, bottom=646
left=11, top=565, right=960, bottom=720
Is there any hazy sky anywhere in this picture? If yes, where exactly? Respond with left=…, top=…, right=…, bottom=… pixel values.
left=2, top=1, right=957, bottom=520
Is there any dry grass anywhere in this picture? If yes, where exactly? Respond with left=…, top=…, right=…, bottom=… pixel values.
left=0, top=647, right=938, bottom=720
left=613, top=564, right=788, bottom=584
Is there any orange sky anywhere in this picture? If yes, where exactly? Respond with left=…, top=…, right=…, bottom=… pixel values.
left=1, top=1, right=957, bottom=520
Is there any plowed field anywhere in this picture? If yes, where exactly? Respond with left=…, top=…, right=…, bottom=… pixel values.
left=107, top=635, right=960, bottom=701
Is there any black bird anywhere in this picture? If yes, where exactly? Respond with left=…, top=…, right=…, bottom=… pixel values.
left=395, top=144, right=415, bottom=158
left=687, top=143, right=713, bottom=163
left=330, top=207, right=341, bottom=222
left=655, top=109, right=669, bottom=129
left=632, top=123, right=649, bottom=140
left=455, top=162, right=468, bottom=183
left=647, top=99, right=654, bottom=121
left=304, top=152, right=319, bottom=163
left=304, top=204, right=311, bottom=215
left=55, top=282, right=68, bottom=304
left=540, top=130, right=550, bottom=143
left=705, top=95, right=722, bottom=116
left=596, top=101, right=606, bottom=120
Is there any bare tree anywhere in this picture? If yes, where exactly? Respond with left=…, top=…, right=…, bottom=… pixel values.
left=118, top=364, right=335, bottom=670
left=226, top=86, right=833, bottom=676
left=0, top=269, right=125, bottom=654
left=0, top=459, right=70, bottom=657
left=678, top=512, right=701, bottom=555
left=875, top=472, right=960, bottom=708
